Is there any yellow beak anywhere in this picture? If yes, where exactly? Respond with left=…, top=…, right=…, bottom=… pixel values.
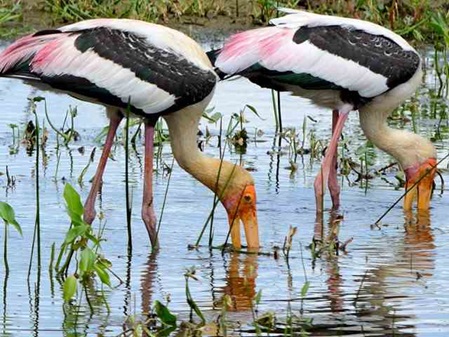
left=227, top=185, right=259, bottom=249
left=403, top=158, right=437, bottom=211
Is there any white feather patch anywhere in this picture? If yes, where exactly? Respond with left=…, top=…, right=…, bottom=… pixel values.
left=265, top=40, right=389, bottom=97
left=217, top=27, right=389, bottom=98
left=31, top=36, right=176, bottom=114
left=59, top=19, right=213, bottom=72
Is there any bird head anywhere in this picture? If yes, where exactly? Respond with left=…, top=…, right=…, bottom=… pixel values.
left=218, top=166, right=259, bottom=249
left=403, top=158, right=437, bottom=210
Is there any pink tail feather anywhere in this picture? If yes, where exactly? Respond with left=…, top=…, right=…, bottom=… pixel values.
left=0, top=33, right=59, bottom=74
left=215, top=27, right=290, bottom=75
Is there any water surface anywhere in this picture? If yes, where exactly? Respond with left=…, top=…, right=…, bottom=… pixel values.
left=0, top=40, right=448, bottom=336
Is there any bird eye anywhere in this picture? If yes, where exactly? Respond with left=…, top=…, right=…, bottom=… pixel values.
left=243, top=194, right=252, bottom=202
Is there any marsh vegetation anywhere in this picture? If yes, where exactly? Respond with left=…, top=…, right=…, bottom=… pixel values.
left=0, top=0, right=449, bottom=335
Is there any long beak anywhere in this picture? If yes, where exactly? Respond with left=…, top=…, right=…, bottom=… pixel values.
left=404, top=158, right=437, bottom=211
left=227, top=185, right=259, bottom=249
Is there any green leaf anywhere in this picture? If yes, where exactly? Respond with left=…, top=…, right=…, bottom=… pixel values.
left=65, top=224, right=88, bottom=243
left=63, top=183, right=84, bottom=218
left=79, top=247, right=96, bottom=273
left=244, top=104, right=265, bottom=120
left=94, top=264, right=111, bottom=287
left=154, top=300, right=177, bottom=326
left=97, top=257, right=112, bottom=269
left=255, top=289, right=263, bottom=305
left=85, top=232, right=100, bottom=245
left=66, top=209, right=84, bottom=227
left=301, top=281, right=310, bottom=298
left=0, top=201, right=22, bottom=236
left=202, top=111, right=223, bottom=123
left=185, top=280, right=205, bottom=324
left=94, top=125, right=110, bottom=143
left=63, top=275, right=77, bottom=302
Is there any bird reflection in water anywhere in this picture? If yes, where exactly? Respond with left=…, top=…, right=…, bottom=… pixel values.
left=320, top=209, right=435, bottom=334
left=215, top=252, right=258, bottom=312
left=140, top=252, right=159, bottom=326
left=403, top=210, right=435, bottom=278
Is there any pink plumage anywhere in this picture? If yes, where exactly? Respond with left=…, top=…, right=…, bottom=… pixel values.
left=0, top=34, right=59, bottom=73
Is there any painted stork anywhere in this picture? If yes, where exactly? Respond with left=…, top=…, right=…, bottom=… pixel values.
left=0, top=19, right=259, bottom=249
left=209, top=9, right=437, bottom=213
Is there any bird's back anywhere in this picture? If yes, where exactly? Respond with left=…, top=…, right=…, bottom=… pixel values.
left=0, top=19, right=217, bottom=117
left=211, top=9, right=421, bottom=109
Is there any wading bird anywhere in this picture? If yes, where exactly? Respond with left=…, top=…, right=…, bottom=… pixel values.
left=0, top=19, right=259, bottom=249
left=210, top=9, right=437, bottom=213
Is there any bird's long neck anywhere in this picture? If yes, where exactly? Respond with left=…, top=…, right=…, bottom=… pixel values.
left=359, top=96, right=435, bottom=170
left=163, top=103, right=245, bottom=201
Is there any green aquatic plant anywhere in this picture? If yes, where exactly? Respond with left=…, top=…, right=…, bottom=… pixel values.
left=7, top=123, right=20, bottom=155
left=5, top=166, right=15, bottom=190
left=152, top=300, right=178, bottom=335
left=27, top=97, right=43, bottom=278
left=0, top=201, right=22, bottom=274
left=56, top=183, right=114, bottom=309
left=226, top=104, right=263, bottom=153
left=184, top=267, right=206, bottom=324
left=354, top=140, right=376, bottom=189
left=45, top=103, right=79, bottom=147
left=121, top=298, right=177, bottom=336
left=429, top=12, right=449, bottom=98
left=154, top=118, right=170, bottom=146
left=282, top=225, right=297, bottom=266
left=77, top=147, right=96, bottom=185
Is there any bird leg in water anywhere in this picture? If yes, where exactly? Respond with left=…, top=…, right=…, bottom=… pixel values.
left=84, top=114, right=123, bottom=224
left=313, top=108, right=351, bottom=213
left=328, top=110, right=341, bottom=209
left=142, top=121, right=158, bottom=249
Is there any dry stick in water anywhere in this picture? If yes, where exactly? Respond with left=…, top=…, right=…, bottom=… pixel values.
left=375, top=152, right=449, bottom=225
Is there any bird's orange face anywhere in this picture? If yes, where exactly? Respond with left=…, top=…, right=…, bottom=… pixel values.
left=223, top=184, right=259, bottom=249
left=404, top=158, right=437, bottom=210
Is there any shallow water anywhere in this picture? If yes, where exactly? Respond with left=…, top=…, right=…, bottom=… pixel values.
left=0, top=39, right=449, bottom=336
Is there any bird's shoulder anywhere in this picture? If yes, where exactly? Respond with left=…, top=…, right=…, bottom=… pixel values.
left=57, top=19, right=213, bottom=72
left=270, top=9, right=415, bottom=52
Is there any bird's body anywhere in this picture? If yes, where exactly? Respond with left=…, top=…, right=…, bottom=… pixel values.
left=0, top=19, right=259, bottom=249
left=211, top=9, right=437, bottom=214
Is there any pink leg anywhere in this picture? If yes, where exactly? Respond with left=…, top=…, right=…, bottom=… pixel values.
left=328, top=110, right=341, bottom=210
left=314, top=110, right=350, bottom=213
left=84, top=115, right=123, bottom=224
left=142, top=122, right=158, bottom=249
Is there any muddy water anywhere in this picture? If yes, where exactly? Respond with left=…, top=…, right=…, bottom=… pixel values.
left=0, top=39, right=448, bottom=336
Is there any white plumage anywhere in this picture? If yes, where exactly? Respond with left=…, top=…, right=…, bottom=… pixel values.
left=0, top=19, right=260, bottom=249
left=210, top=9, right=436, bottom=219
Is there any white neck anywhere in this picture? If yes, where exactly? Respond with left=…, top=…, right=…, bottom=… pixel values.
left=163, top=98, right=251, bottom=199
left=359, top=79, right=435, bottom=169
